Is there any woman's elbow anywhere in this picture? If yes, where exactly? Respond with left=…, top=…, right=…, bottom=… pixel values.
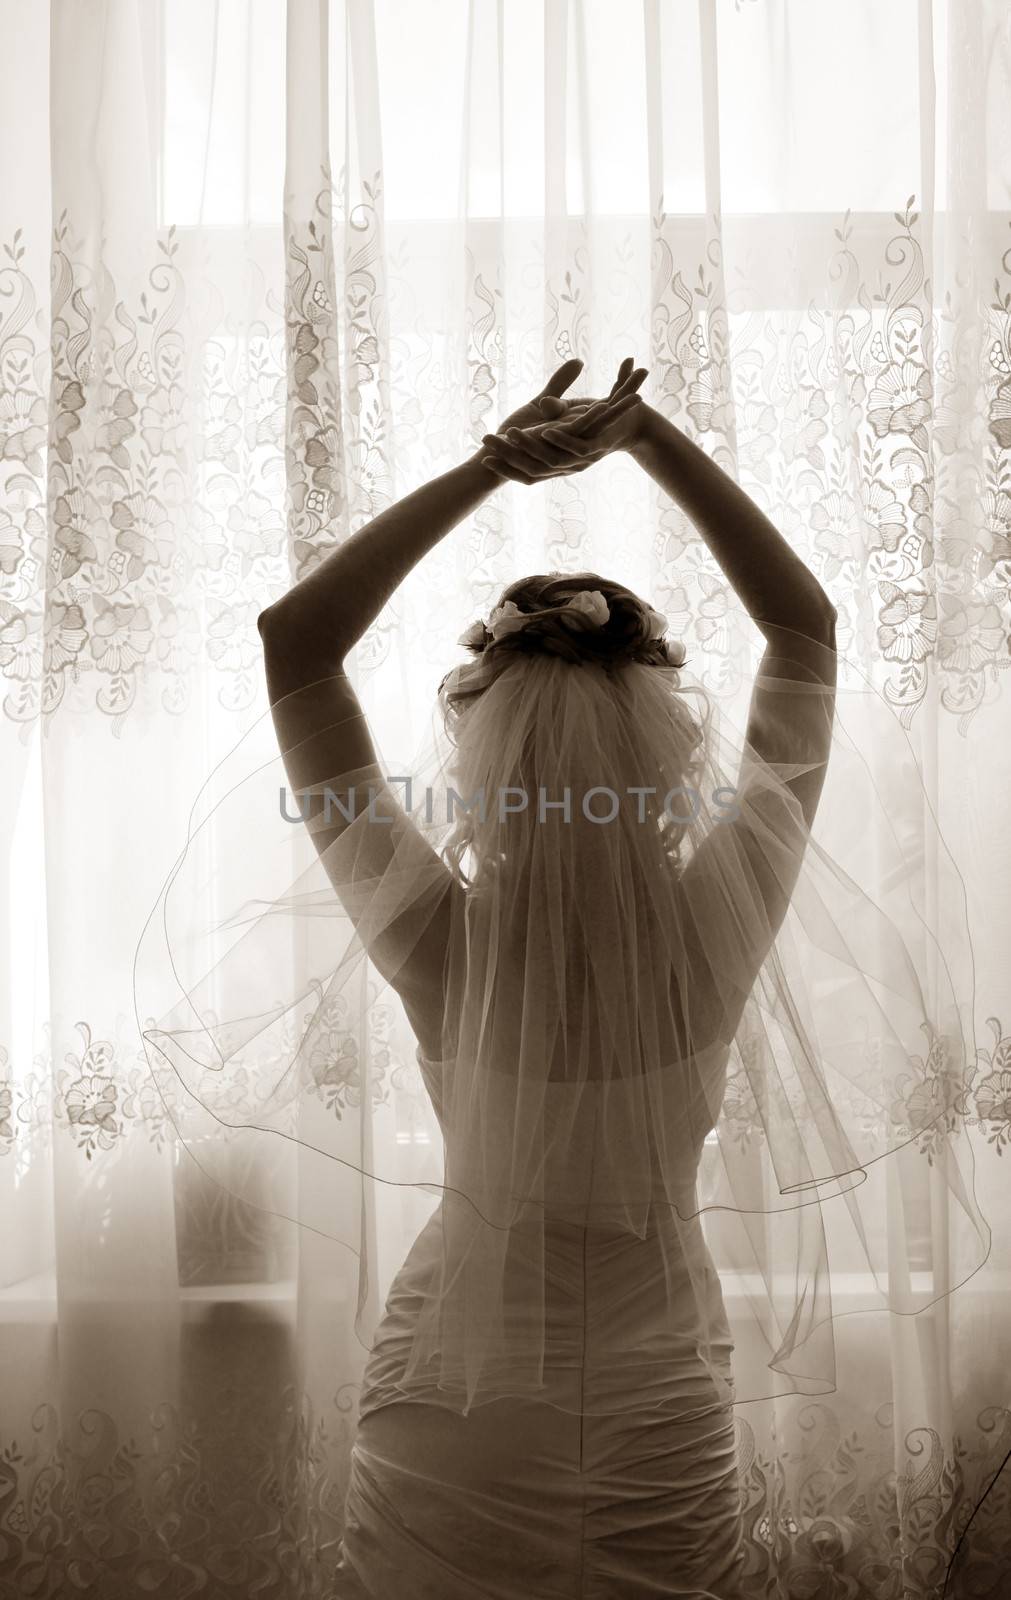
left=810, top=594, right=838, bottom=641
left=256, top=601, right=350, bottom=677
left=257, top=598, right=302, bottom=647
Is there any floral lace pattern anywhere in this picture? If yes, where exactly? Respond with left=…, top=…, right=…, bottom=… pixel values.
left=2, top=183, right=1011, bottom=727
left=4, top=1013, right=1010, bottom=1183
left=3, top=1010, right=1011, bottom=1591
left=0, top=1389, right=1006, bottom=1598
left=1, top=63, right=1009, bottom=1590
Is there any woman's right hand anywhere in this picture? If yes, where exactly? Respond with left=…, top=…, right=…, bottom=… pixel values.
left=478, top=358, right=650, bottom=484
left=535, top=355, right=645, bottom=425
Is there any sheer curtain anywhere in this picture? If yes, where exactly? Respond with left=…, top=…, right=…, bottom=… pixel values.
left=1, top=0, right=1009, bottom=1593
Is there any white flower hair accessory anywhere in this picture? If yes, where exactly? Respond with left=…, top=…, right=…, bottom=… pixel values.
left=486, top=599, right=530, bottom=641
left=457, top=617, right=490, bottom=650
left=456, top=590, right=684, bottom=663
left=461, top=589, right=613, bottom=647
left=558, top=589, right=610, bottom=629
left=641, top=603, right=686, bottom=666
left=662, top=637, right=687, bottom=667
left=644, top=605, right=668, bottom=638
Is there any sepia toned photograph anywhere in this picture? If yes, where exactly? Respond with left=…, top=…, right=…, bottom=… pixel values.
left=0, top=3, right=1009, bottom=1596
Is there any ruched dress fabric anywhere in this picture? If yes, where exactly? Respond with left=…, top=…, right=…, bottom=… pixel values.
left=333, top=1051, right=745, bottom=1600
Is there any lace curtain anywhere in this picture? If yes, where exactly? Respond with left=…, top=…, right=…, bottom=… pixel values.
left=1, top=0, right=1009, bottom=1594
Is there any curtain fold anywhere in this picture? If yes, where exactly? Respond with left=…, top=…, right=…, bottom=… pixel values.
left=0, top=0, right=1009, bottom=1593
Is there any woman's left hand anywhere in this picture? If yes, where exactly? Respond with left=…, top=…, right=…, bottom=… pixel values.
left=491, top=358, right=588, bottom=436
left=486, top=355, right=644, bottom=441
left=476, top=389, right=646, bottom=484
left=477, top=358, right=648, bottom=483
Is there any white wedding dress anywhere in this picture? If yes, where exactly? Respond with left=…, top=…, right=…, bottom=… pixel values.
left=333, top=1046, right=745, bottom=1600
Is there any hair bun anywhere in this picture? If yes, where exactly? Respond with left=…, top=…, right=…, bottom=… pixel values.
left=444, top=572, right=687, bottom=723
left=475, top=580, right=672, bottom=656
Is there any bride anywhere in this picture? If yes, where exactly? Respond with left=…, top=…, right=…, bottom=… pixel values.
left=253, top=357, right=844, bottom=1597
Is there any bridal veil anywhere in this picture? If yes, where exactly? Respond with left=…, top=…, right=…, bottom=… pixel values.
left=134, top=610, right=988, bottom=1418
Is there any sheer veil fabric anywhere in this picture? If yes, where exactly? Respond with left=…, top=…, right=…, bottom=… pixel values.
left=135, top=622, right=989, bottom=1420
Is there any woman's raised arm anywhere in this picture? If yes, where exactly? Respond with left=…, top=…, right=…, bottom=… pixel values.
left=256, top=358, right=618, bottom=680
left=257, top=455, right=496, bottom=687
left=628, top=407, right=836, bottom=642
